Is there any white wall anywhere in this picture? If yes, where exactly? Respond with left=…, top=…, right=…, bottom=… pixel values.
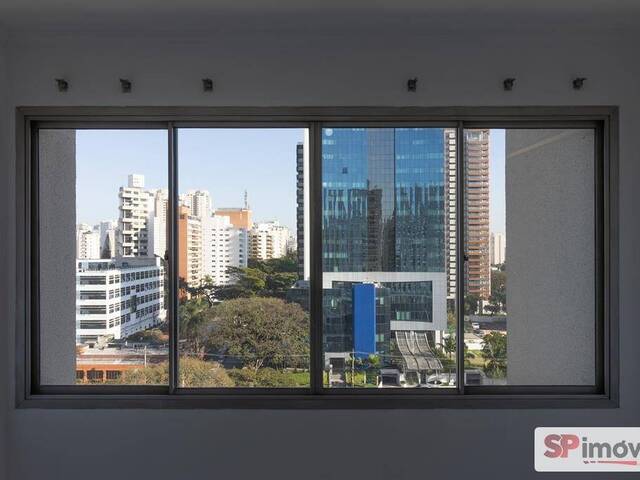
left=506, top=129, right=595, bottom=385
left=38, top=130, right=77, bottom=385
left=2, top=25, right=640, bottom=480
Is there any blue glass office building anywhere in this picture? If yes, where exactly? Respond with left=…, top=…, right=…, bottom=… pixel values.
left=322, top=128, right=446, bottom=362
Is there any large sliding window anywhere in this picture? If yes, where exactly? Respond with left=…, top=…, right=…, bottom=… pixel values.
left=176, top=128, right=310, bottom=389
left=321, top=127, right=456, bottom=389
left=18, top=107, right=617, bottom=407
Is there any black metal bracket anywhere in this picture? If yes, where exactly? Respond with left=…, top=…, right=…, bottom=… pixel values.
left=202, top=78, right=214, bottom=92
left=55, top=78, right=69, bottom=92
left=503, top=78, right=516, bottom=91
left=573, top=77, right=587, bottom=90
left=120, top=78, right=132, bottom=93
left=407, top=78, right=418, bottom=92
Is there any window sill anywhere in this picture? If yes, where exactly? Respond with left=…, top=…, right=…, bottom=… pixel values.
left=18, top=392, right=617, bottom=409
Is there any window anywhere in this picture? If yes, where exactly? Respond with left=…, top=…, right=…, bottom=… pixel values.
left=106, top=370, right=122, bottom=381
left=18, top=107, right=617, bottom=408
left=177, top=128, right=309, bottom=389
left=322, top=128, right=455, bottom=389
left=462, top=128, right=598, bottom=387
left=38, top=128, right=168, bottom=386
left=86, top=369, right=104, bottom=382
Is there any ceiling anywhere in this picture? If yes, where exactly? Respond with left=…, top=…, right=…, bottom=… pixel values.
left=0, top=0, right=638, bottom=33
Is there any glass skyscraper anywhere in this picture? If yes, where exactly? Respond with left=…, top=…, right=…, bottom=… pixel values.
left=322, top=128, right=447, bottom=366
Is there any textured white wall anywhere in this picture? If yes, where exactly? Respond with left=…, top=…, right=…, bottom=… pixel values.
left=506, top=129, right=595, bottom=385
left=38, top=130, right=77, bottom=385
left=1, top=25, right=639, bottom=480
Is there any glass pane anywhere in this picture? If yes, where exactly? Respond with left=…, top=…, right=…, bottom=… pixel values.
left=39, top=129, right=169, bottom=385
left=463, top=128, right=596, bottom=386
left=322, top=128, right=456, bottom=389
left=177, top=128, right=310, bottom=388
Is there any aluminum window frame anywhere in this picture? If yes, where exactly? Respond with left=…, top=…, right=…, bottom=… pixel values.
left=15, top=106, right=618, bottom=409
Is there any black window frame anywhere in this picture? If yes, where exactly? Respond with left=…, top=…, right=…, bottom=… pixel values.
left=15, top=106, right=619, bottom=409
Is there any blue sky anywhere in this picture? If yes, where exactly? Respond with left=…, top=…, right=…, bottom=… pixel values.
left=489, top=129, right=506, bottom=234
left=76, top=129, right=168, bottom=225
left=76, top=127, right=505, bottom=234
left=178, top=128, right=303, bottom=231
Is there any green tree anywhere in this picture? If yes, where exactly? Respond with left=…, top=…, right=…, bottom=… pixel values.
left=227, top=367, right=307, bottom=387
left=219, top=263, right=297, bottom=300
left=178, top=297, right=209, bottom=358
left=203, top=297, right=309, bottom=372
left=364, top=354, right=381, bottom=370
left=443, top=335, right=456, bottom=359
left=193, top=275, right=219, bottom=306
left=125, top=328, right=168, bottom=346
left=264, top=271, right=298, bottom=298
left=180, top=275, right=218, bottom=306
left=490, top=268, right=507, bottom=313
left=447, top=310, right=456, bottom=330
left=464, top=344, right=476, bottom=366
left=484, top=302, right=502, bottom=315
left=177, top=357, right=235, bottom=388
left=213, top=267, right=266, bottom=299
left=248, top=252, right=298, bottom=274
left=465, top=294, right=480, bottom=315
left=117, top=358, right=234, bottom=387
left=481, top=331, right=507, bottom=378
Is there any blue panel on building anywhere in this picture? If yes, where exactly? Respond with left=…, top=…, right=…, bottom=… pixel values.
left=353, top=283, right=376, bottom=358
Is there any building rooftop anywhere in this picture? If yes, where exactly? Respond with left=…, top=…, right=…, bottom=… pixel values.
left=77, top=345, right=168, bottom=366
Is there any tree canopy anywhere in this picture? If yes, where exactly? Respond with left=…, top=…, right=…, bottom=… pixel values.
left=178, top=297, right=210, bottom=358
left=481, top=331, right=507, bottom=378
left=202, top=296, right=309, bottom=372
left=116, top=358, right=234, bottom=387
left=180, top=253, right=299, bottom=302
left=219, top=261, right=297, bottom=300
left=488, top=268, right=507, bottom=313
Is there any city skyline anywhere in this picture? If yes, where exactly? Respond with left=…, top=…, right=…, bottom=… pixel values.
left=76, top=128, right=303, bottom=231
left=72, top=126, right=507, bottom=387
left=76, top=128, right=506, bottom=235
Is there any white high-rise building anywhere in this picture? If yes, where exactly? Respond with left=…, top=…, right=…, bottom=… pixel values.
left=249, top=221, right=290, bottom=260
left=76, top=257, right=166, bottom=343
left=286, top=234, right=296, bottom=254
left=491, top=232, right=506, bottom=265
left=201, top=215, right=248, bottom=285
left=128, top=173, right=145, bottom=188
left=154, top=189, right=168, bottom=224
left=444, top=128, right=457, bottom=300
left=181, top=190, right=212, bottom=220
left=117, top=174, right=160, bottom=258
left=149, top=189, right=168, bottom=258
left=98, top=221, right=117, bottom=259
left=76, top=224, right=101, bottom=259
left=178, top=206, right=204, bottom=288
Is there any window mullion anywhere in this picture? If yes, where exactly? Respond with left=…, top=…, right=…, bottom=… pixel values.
left=168, top=123, right=179, bottom=394
left=456, top=121, right=466, bottom=394
left=310, top=122, right=324, bottom=394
